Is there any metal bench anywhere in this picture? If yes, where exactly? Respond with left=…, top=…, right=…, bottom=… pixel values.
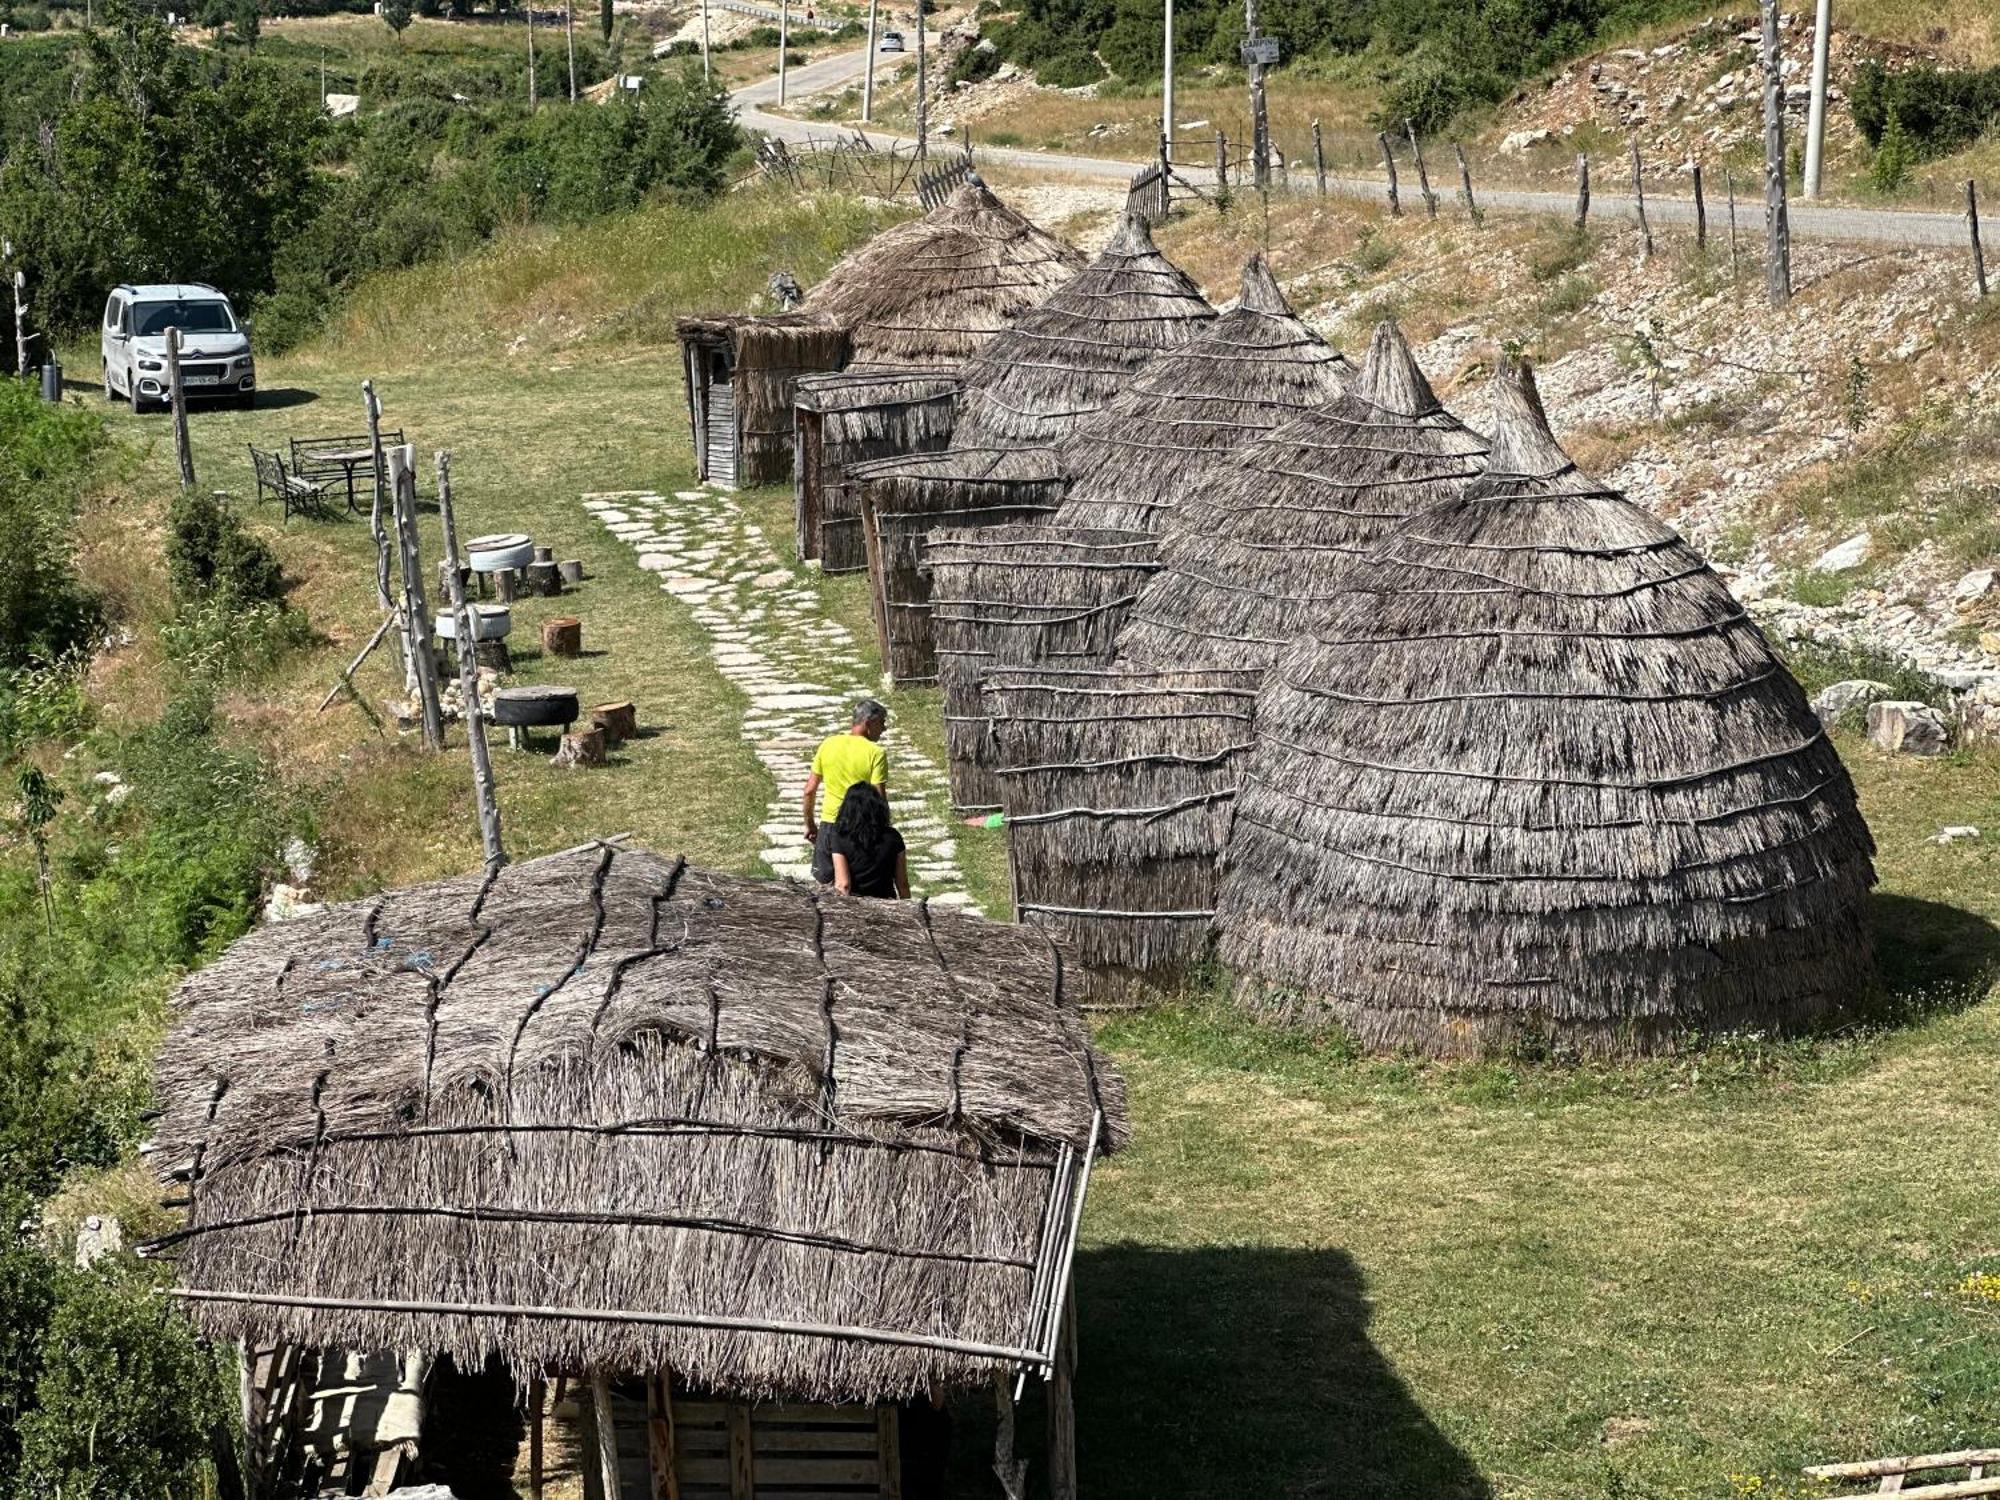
left=290, top=431, right=403, bottom=513
left=247, top=445, right=332, bottom=522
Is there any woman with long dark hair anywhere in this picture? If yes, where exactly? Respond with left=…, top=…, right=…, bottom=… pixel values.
left=829, top=782, right=909, bottom=899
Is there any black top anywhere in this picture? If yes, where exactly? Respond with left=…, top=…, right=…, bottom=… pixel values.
left=829, top=824, right=906, bottom=899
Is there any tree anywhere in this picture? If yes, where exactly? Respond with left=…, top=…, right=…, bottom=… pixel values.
left=382, top=0, right=412, bottom=38
left=232, top=0, right=258, bottom=49
left=599, top=0, right=611, bottom=41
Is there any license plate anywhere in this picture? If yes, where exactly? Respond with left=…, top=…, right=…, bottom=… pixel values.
left=184, top=375, right=221, bottom=386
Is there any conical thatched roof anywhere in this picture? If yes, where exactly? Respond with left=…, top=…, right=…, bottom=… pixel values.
left=1118, top=321, right=1488, bottom=671
left=950, top=211, right=1217, bottom=449
left=1053, top=255, right=1354, bottom=534
left=1214, top=358, right=1877, bottom=1057
left=147, top=845, right=1126, bottom=1401
left=802, top=176, right=1085, bottom=368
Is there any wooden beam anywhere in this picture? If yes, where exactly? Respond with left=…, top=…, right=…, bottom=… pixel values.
left=529, top=1378, right=545, bottom=1500
left=1047, top=1284, right=1077, bottom=1500
left=727, top=1402, right=754, bottom=1500
left=877, top=1404, right=902, bottom=1500
left=590, top=1375, right=620, bottom=1500
left=646, top=1375, right=679, bottom=1500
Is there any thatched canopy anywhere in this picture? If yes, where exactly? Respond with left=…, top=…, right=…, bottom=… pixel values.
left=1053, top=255, right=1353, bottom=535
left=950, top=212, right=1217, bottom=449
left=1118, top=320, right=1488, bottom=672
left=927, top=526, right=1162, bottom=812
left=147, top=846, right=1127, bottom=1403
left=678, top=312, right=850, bottom=488
left=794, top=367, right=962, bottom=571
left=802, top=176, right=1084, bottom=369
left=981, top=666, right=1261, bottom=977
left=1214, top=358, right=1878, bottom=1056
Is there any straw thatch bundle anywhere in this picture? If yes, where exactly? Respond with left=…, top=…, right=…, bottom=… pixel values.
left=1215, top=358, right=1877, bottom=1056
left=1117, top=320, right=1489, bottom=672
left=677, top=313, right=850, bottom=487
left=148, top=846, right=1127, bottom=1402
left=795, top=367, right=963, bottom=571
left=801, top=176, right=1084, bottom=369
left=1053, top=255, right=1353, bottom=535
left=851, top=447, right=1068, bottom=684
left=980, top=667, right=1261, bottom=976
left=950, top=212, right=1217, bottom=449
left=927, top=526, right=1162, bottom=812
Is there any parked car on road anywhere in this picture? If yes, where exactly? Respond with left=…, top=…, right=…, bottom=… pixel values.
left=878, top=29, right=904, bottom=50
left=100, top=283, right=256, bottom=413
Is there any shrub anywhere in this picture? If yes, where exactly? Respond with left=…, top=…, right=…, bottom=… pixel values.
left=165, top=490, right=286, bottom=607
left=1850, top=61, right=2000, bottom=160
left=949, top=41, right=1001, bottom=87
left=0, top=381, right=106, bottom=671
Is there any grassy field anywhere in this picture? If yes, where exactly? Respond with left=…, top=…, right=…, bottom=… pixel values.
left=50, top=181, right=2000, bottom=1498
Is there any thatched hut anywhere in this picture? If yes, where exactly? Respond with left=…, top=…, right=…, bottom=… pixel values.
left=795, top=367, right=963, bottom=571
left=950, top=211, right=1217, bottom=449
left=981, top=666, right=1262, bottom=979
left=1053, top=254, right=1353, bottom=535
left=853, top=447, right=1068, bottom=684
left=927, top=526, right=1163, bottom=812
left=146, top=844, right=1126, bottom=1499
left=677, top=312, right=849, bottom=488
left=1215, top=357, right=1878, bottom=1056
left=1117, top=320, right=1489, bottom=672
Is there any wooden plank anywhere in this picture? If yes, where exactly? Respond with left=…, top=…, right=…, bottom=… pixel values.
left=591, top=1375, right=622, bottom=1500
left=1817, top=1483, right=2000, bottom=1500
left=728, top=1404, right=754, bottom=1500
left=878, top=1406, right=901, bottom=1500
left=530, top=1378, right=545, bottom=1500
left=1810, top=1454, right=2000, bottom=1480
left=1048, top=1282, right=1077, bottom=1500
left=673, top=1457, right=731, bottom=1485
left=738, top=1457, right=878, bottom=1484
left=647, top=1376, right=680, bottom=1500
left=750, top=1427, right=879, bottom=1451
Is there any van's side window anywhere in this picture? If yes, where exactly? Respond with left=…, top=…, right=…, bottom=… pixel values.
left=105, top=296, right=120, bottom=331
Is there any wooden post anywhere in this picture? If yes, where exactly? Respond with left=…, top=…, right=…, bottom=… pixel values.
left=1455, top=141, right=1481, bottom=226
left=164, top=328, right=196, bottom=488
left=700, top=0, right=710, bottom=78
left=387, top=444, right=445, bottom=750
left=1760, top=0, right=1792, bottom=307
left=6, top=241, right=27, bottom=379
left=1726, top=165, right=1740, bottom=278
left=914, top=0, right=927, bottom=159
left=1573, top=153, right=1590, bottom=232
left=1215, top=129, right=1228, bottom=195
left=1377, top=132, right=1400, bottom=215
left=1406, top=119, right=1437, bottom=218
left=1970, top=179, right=1989, bottom=297
left=645, top=1376, right=679, bottom=1500
left=589, top=1375, right=620, bottom=1500
left=1157, top=132, right=1171, bottom=216
left=860, top=0, right=876, bottom=119
left=1047, top=1284, right=1078, bottom=1500
left=1312, top=119, right=1326, bottom=196
left=727, top=1402, right=754, bottom=1499
left=1692, top=159, right=1707, bottom=249
left=529, top=1378, right=546, bottom=1500
left=436, top=451, right=506, bottom=871
left=362, top=380, right=411, bottom=694
left=991, top=1373, right=1026, bottom=1500
left=1244, top=0, right=1268, bottom=190
left=1631, top=138, right=1653, bottom=258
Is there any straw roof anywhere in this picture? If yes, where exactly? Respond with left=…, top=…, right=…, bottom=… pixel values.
left=950, top=211, right=1217, bottom=449
left=795, top=367, right=962, bottom=572
left=1214, top=358, right=1878, bottom=1056
left=1052, top=255, right=1353, bottom=535
left=147, top=846, right=1127, bottom=1402
left=1118, top=320, right=1488, bottom=672
left=802, top=176, right=1084, bottom=368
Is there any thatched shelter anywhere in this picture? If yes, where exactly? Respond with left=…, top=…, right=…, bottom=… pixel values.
left=147, top=844, right=1126, bottom=1499
left=1117, top=320, right=1489, bottom=672
left=981, top=666, right=1262, bottom=979
left=677, top=312, right=849, bottom=488
left=853, top=447, right=1068, bottom=684
left=927, top=526, right=1163, bottom=812
left=1215, top=357, right=1878, bottom=1056
left=794, top=367, right=962, bottom=571
left=1053, top=254, right=1353, bottom=535
left=800, top=175, right=1083, bottom=370
left=950, top=211, right=1217, bottom=449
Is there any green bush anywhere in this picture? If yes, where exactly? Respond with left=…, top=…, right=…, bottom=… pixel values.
left=948, top=41, right=1002, bottom=87
left=166, top=490, right=286, bottom=607
left=1851, top=61, right=2000, bottom=160
left=0, top=381, right=106, bottom=672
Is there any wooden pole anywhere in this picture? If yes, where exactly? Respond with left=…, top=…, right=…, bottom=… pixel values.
left=529, top=1378, right=546, bottom=1500
left=1760, top=0, right=1792, bottom=307
left=1245, top=0, right=1268, bottom=191
left=1312, top=119, right=1326, bottom=196
left=1455, top=141, right=1481, bottom=226
left=1726, top=165, right=1740, bottom=278
left=914, top=0, right=927, bottom=159
left=527, top=3, right=537, bottom=108
left=860, top=0, right=875, bottom=119
left=1406, top=119, right=1437, bottom=218
left=1161, top=0, right=1173, bottom=161
left=165, top=327, right=195, bottom=489
left=991, top=1372, right=1026, bottom=1500
left=387, top=444, right=445, bottom=751
left=564, top=0, right=576, bottom=102
left=1803, top=0, right=1832, bottom=197
left=1631, top=138, right=1653, bottom=258
left=436, top=451, right=506, bottom=871
left=1215, top=129, right=1228, bottom=195
left=1047, top=1283, right=1078, bottom=1500
left=589, top=1375, right=620, bottom=1500
left=1573, top=153, right=1590, bottom=232
left=699, top=0, right=710, bottom=77
left=646, top=1376, right=679, bottom=1500
left=1970, top=179, right=1989, bottom=297
left=6, top=240, right=29, bottom=379
left=778, top=0, right=788, bottom=104
left=1692, top=159, right=1707, bottom=248
left=1377, top=132, right=1400, bottom=215
left=362, top=380, right=412, bottom=694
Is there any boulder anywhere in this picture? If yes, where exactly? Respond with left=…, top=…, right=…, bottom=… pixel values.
left=1812, top=531, right=1873, bottom=573
left=1951, top=568, right=1995, bottom=610
left=1811, top=678, right=1894, bottom=727
left=1865, top=699, right=1950, bottom=756
left=1500, top=128, right=1556, bottom=155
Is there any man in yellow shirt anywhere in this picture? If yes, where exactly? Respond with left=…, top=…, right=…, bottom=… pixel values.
left=803, top=698, right=889, bottom=884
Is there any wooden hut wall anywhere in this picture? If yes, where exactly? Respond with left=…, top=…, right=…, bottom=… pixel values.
left=731, top=320, right=851, bottom=488
left=981, top=666, right=1263, bottom=978
left=853, top=450, right=1067, bottom=685
left=795, top=368, right=963, bottom=572
left=927, top=526, right=1162, bottom=812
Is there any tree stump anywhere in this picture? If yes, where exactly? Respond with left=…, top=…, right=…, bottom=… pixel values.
left=494, top=569, right=518, bottom=604
left=533, top=544, right=555, bottom=566
left=542, top=616, right=582, bottom=657
left=590, top=700, right=637, bottom=746
left=473, top=639, right=512, bottom=673
left=526, top=560, right=564, bottom=597
left=552, top=726, right=606, bottom=769
left=558, top=559, right=585, bottom=585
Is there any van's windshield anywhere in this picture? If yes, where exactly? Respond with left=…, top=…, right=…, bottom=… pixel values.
left=132, top=300, right=236, bottom=337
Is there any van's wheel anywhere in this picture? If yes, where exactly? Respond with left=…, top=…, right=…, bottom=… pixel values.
left=129, top=383, right=146, bottom=415
left=103, top=368, right=116, bottom=403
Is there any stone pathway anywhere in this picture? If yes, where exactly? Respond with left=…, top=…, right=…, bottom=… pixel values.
left=582, top=489, right=973, bottom=907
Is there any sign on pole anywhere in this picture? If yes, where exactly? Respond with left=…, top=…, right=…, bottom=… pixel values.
left=1240, top=36, right=1278, bottom=65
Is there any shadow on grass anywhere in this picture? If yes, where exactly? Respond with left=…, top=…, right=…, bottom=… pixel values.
left=1073, top=1244, right=1490, bottom=1500
left=250, top=387, right=323, bottom=411
left=1868, top=891, right=2000, bottom=1023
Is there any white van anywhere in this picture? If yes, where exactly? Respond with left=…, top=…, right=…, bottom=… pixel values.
left=101, top=283, right=256, bottom=413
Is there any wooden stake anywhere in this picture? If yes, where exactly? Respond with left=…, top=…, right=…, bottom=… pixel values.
left=387, top=445, right=445, bottom=750
left=1406, top=119, right=1437, bottom=218
left=1215, top=129, right=1228, bottom=195
left=645, top=1375, right=678, bottom=1500
left=1311, top=119, right=1326, bottom=196
left=1455, top=141, right=1481, bottom=226
left=1726, top=165, right=1740, bottom=278
left=530, top=1378, right=546, bottom=1500
left=1692, top=159, right=1707, bottom=249
left=165, top=328, right=195, bottom=489
left=1377, top=132, right=1400, bottom=215
left=590, top=1374, right=620, bottom=1500
left=1631, top=138, right=1653, bottom=258
left=315, top=612, right=397, bottom=713
left=436, top=451, right=506, bottom=870
left=1573, top=153, right=1590, bottom=233
left=1047, top=1283, right=1078, bottom=1500
left=991, top=1372, right=1026, bottom=1500
left=1245, top=0, right=1268, bottom=190
left=1970, top=179, right=1989, bottom=297
left=1760, top=0, right=1792, bottom=307
left=362, top=381, right=412, bottom=695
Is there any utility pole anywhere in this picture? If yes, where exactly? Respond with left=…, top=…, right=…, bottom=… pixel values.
left=527, top=3, right=538, bottom=109
left=1803, top=0, right=1831, bottom=198
left=1760, top=0, right=1792, bottom=306
left=915, top=0, right=928, bottom=159
left=564, top=0, right=576, bottom=102
left=700, top=0, right=710, bottom=79
left=436, top=451, right=507, bottom=872
left=1161, top=0, right=1173, bottom=162
left=861, top=0, right=876, bottom=119
left=1244, top=0, right=1269, bottom=191
left=778, top=0, right=788, bottom=104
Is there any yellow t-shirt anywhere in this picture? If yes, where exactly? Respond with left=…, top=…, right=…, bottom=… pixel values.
left=811, top=733, right=887, bottom=824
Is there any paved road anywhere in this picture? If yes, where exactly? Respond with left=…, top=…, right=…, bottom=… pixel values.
left=734, top=50, right=1994, bottom=255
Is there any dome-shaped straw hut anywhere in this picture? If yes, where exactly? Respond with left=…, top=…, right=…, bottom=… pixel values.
left=147, top=844, right=1125, bottom=1498
left=949, top=210, right=1217, bottom=449
left=1117, top=320, right=1488, bottom=671
left=1215, top=357, right=1878, bottom=1056
left=1054, top=254, right=1353, bottom=535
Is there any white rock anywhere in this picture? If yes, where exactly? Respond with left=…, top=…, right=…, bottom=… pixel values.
left=1951, top=568, right=1996, bottom=609
left=1929, top=826, right=1980, bottom=845
left=1811, top=679, right=1894, bottom=727
left=1500, top=128, right=1556, bottom=155
left=1865, top=700, right=1950, bottom=756
left=1812, top=531, right=1873, bottom=573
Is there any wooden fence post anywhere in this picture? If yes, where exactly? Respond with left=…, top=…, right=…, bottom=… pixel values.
left=436, top=450, right=506, bottom=871
left=1692, top=160, right=1707, bottom=249
left=387, top=444, right=445, bottom=751
left=1377, top=132, right=1401, bottom=216
left=1215, top=129, right=1228, bottom=195
left=1970, top=179, right=1989, bottom=297
left=1455, top=142, right=1481, bottom=226
left=1631, top=139, right=1653, bottom=258
left=1760, top=0, right=1792, bottom=307
left=1726, top=166, right=1740, bottom=279
left=1312, top=119, right=1326, bottom=196
left=1406, top=118, right=1437, bottom=218
left=165, top=327, right=195, bottom=490
left=1574, top=153, right=1590, bottom=233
